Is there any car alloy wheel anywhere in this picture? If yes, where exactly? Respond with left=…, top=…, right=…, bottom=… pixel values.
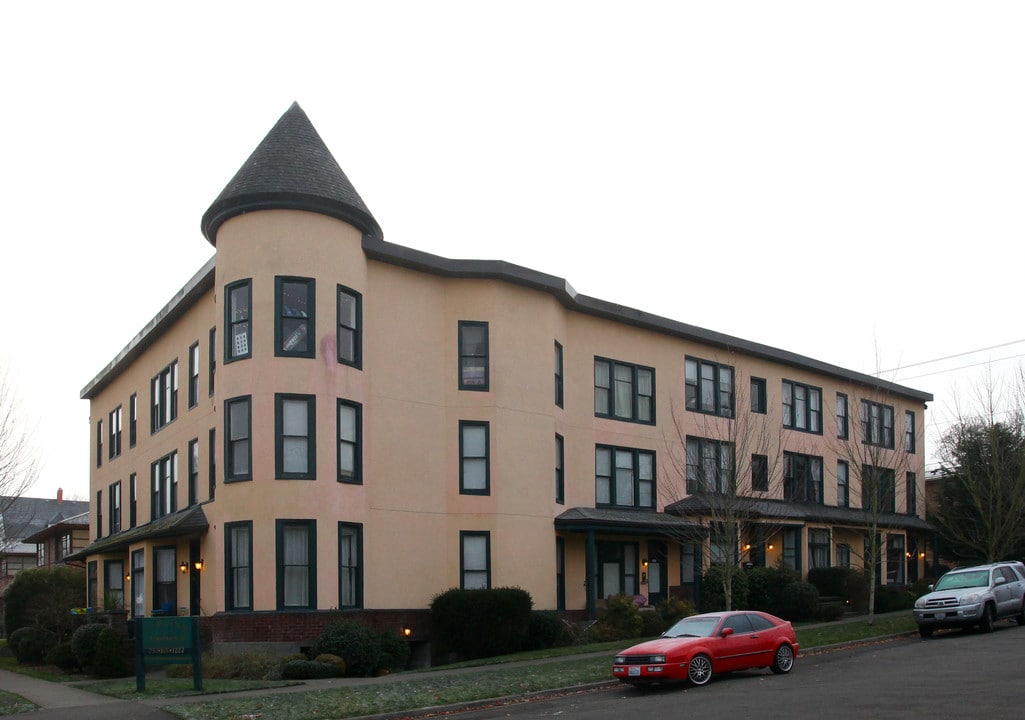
left=770, top=644, right=794, bottom=674
left=980, top=604, right=995, bottom=633
left=687, top=654, right=713, bottom=686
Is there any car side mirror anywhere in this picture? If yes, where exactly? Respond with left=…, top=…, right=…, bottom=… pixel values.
left=721, top=627, right=734, bottom=638
left=995, top=576, right=1007, bottom=586
left=928, top=584, right=934, bottom=591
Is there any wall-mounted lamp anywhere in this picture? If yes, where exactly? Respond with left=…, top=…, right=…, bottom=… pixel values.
left=194, top=559, right=204, bottom=572
left=767, top=543, right=775, bottom=551
left=126, top=574, right=131, bottom=583
left=641, top=558, right=648, bottom=569
left=906, top=552, right=913, bottom=559
left=402, top=627, right=412, bottom=638
left=919, top=552, right=926, bottom=560
left=744, top=543, right=752, bottom=552
left=179, top=561, right=189, bottom=575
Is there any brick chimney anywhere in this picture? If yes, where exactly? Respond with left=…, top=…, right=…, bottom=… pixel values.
left=57, top=488, right=63, bottom=503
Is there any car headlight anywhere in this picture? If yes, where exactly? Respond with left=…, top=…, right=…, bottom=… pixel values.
left=651, top=655, right=666, bottom=664
left=914, top=598, right=926, bottom=609
left=960, top=593, right=981, bottom=605
left=615, top=656, right=626, bottom=664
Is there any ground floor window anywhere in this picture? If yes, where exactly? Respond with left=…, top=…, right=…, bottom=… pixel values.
left=277, top=520, right=317, bottom=609
left=131, top=550, right=145, bottom=618
left=598, top=541, right=639, bottom=600
left=153, top=547, right=176, bottom=613
left=886, top=534, right=906, bottom=585
left=836, top=543, right=851, bottom=568
left=460, top=531, right=491, bottom=589
left=226, top=522, right=252, bottom=611
left=782, top=527, right=802, bottom=572
left=338, top=523, right=363, bottom=608
left=808, top=529, right=830, bottom=569
left=103, top=560, right=123, bottom=609
left=87, top=561, right=97, bottom=609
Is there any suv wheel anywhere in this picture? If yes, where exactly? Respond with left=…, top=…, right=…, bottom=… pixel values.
left=980, top=603, right=996, bottom=633
left=918, top=625, right=934, bottom=638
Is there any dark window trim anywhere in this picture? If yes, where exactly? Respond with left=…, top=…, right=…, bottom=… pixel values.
left=188, top=341, right=200, bottom=408
left=685, top=436, right=734, bottom=495
left=554, top=341, right=564, bottom=408
left=225, top=278, right=252, bottom=364
left=596, top=444, right=657, bottom=508
left=276, top=519, right=317, bottom=610
left=225, top=395, right=252, bottom=483
left=860, top=399, right=895, bottom=449
left=905, top=410, right=916, bottom=454
left=751, top=453, right=768, bottom=492
left=187, top=438, right=199, bottom=506
left=594, top=356, right=656, bottom=425
left=150, top=450, right=178, bottom=520
left=459, top=420, right=491, bottom=495
left=750, top=377, right=767, bottom=414
left=836, top=392, right=849, bottom=439
left=685, top=356, right=734, bottom=418
left=783, top=450, right=824, bottom=504
left=208, top=327, right=216, bottom=396
left=108, top=406, right=122, bottom=459
left=338, top=521, right=364, bottom=609
left=862, top=464, right=896, bottom=514
left=208, top=427, right=216, bottom=500
left=225, top=521, right=253, bottom=612
left=275, top=276, right=316, bottom=359
left=837, top=460, right=850, bottom=508
left=555, top=433, right=565, bottom=505
left=458, top=321, right=490, bottom=391
left=150, top=360, right=179, bottom=434
left=906, top=471, right=917, bottom=516
left=782, top=379, right=823, bottom=435
left=337, top=399, right=362, bottom=484
left=96, top=420, right=103, bottom=468
left=108, top=481, right=121, bottom=535
left=129, top=394, right=137, bottom=448
left=460, top=530, right=491, bottom=590
left=337, top=284, right=363, bottom=369
left=275, top=394, right=317, bottom=480
left=129, top=472, right=137, bottom=528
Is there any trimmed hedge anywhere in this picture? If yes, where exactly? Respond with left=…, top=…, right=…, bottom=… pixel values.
left=431, top=587, right=533, bottom=660
left=71, top=623, right=107, bottom=673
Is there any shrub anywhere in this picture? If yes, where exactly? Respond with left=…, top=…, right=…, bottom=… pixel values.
left=312, top=653, right=346, bottom=677
left=430, top=587, right=533, bottom=660
left=640, top=609, right=665, bottom=637
left=701, top=565, right=749, bottom=611
left=777, top=582, right=820, bottom=621
left=522, top=611, right=575, bottom=650
left=311, top=621, right=382, bottom=677
left=45, top=642, right=79, bottom=673
left=844, top=570, right=869, bottom=612
left=807, top=566, right=850, bottom=598
left=206, top=649, right=280, bottom=680
left=911, top=577, right=936, bottom=598
left=656, top=597, right=695, bottom=627
left=588, top=595, right=643, bottom=642
left=9, top=626, right=54, bottom=664
left=282, top=660, right=338, bottom=679
left=71, top=623, right=107, bottom=673
left=874, top=586, right=916, bottom=613
left=91, top=628, right=128, bottom=678
left=3, top=566, right=86, bottom=641
left=745, top=565, right=799, bottom=615
left=815, top=600, right=846, bottom=622
left=375, top=629, right=411, bottom=672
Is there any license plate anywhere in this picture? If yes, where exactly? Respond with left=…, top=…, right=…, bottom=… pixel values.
left=935, top=613, right=945, bottom=620
left=629, top=666, right=641, bottom=676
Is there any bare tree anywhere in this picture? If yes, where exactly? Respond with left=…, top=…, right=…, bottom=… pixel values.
left=0, top=363, right=42, bottom=523
left=661, top=363, right=791, bottom=610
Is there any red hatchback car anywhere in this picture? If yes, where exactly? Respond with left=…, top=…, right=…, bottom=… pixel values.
left=612, top=610, right=799, bottom=687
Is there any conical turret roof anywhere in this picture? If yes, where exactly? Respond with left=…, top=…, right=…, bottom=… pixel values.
left=201, top=102, right=381, bottom=244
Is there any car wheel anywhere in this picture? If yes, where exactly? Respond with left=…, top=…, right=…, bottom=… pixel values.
left=687, top=654, right=713, bottom=686
left=918, top=625, right=934, bottom=638
left=980, top=604, right=995, bottom=633
left=770, top=644, right=794, bottom=674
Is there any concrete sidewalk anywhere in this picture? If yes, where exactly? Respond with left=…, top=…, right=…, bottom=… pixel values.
left=0, top=669, right=176, bottom=719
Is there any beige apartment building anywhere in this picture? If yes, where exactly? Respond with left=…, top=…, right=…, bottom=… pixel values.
left=72, top=103, right=932, bottom=649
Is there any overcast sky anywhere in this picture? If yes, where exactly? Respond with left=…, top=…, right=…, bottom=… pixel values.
left=2, top=2, right=1023, bottom=501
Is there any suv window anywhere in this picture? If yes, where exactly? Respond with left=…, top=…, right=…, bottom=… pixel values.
left=999, top=567, right=1018, bottom=584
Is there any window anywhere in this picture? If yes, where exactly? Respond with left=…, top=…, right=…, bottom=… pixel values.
left=337, top=285, right=362, bottom=367
left=95, top=490, right=102, bottom=540
left=808, top=529, right=830, bottom=569
left=685, top=357, right=733, bottom=417
left=860, top=400, right=895, bottom=448
left=596, top=445, right=656, bottom=508
left=226, top=279, right=252, bottom=361
left=131, top=550, right=145, bottom=618
left=863, top=465, right=896, bottom=514
left=782, top=527, right=801, bottom=571
left=751, top=454, right=768, bottom=492
left=276, top=277, right=315, bottom=357
left=95, top=420, right=102, bottom=468
left=554, top=342, right=564, bottom=407
left=108, top=481, right=121, bottom=534
left=836, top=393, right=849, bottom=439
left=208, top=327, right=216, bottom=395
left=782, top=380, right=822, bottom=433
left=337, top=400, right=361, bottom=484
left=594, top=357, right=655, bottom=423
left=225, top=522, right=252, bottom=611
left=338, top=522, right=363, bottom=609
left=276, top=520, right=316, bottom=610
left=685, top=436, right=733, bottom=494
left=837, top=461, right=850, bottom=508
left=151, top=451, right=178, bottom=520
left=709, top=525, right=733, bottom=565
left=108, top=406, right=122, bottom=459
left=225, top=396, right=252, bottom=482
left=129, top=394, right=137, bottom=448
left=460, top=531, right=490, bottom=589
left=104, top=560, right=124, bottom=610
left=208, top=428, right=216, bottom=500
left=58, top=532, right=71, bottom=561
left=458, top=321, right=489, bottom=390
left=555, top=434, right=565, bottom=504
left=750, top=377, right=766, bottom=414
left=129, top=473, right=137, bottom=528
left=783, top=452, right=823, bottom=503
left=460, top=421, right=490, bottom=495
left=836, top=543, right=851, bottom=568
left=153, top=547, right=176, bottom=613
left=886, top=534, right=906, bottom=584
left=188, top=438, right=199, bottom=506
left=905, top=410, right=916, bottom=453
left=276, top=394, right=316, bottom=479
left=188, top=342, right=200, bottom=407
left=906, top=471, right=917, bottom=516
left=37, top=542, right=44, bottom=567
left=150, top=360, right=179, bottom=432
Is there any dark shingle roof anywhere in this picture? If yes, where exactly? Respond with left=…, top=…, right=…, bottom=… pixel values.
left=201, top=102, right=381, bottom=244
left=555, top=506, right=706, bottom=535
left=0, top=496, right=91, bottom=554
left=65, top=504, right=209, bottom=561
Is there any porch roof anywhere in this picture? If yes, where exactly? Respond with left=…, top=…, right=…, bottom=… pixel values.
left=665, top=496, right=935, bottom=533
left=555, top=507, right=707, bottom=536
left=65, top=504, right=209, bottom=561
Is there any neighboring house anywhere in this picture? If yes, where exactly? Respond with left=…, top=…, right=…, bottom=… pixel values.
left=70, top=103, right=933, bottom=654
left=21, top=511, right=90, bottom=570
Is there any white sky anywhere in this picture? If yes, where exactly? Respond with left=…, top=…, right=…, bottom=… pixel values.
left=2, top=2, right=1023, bottom=501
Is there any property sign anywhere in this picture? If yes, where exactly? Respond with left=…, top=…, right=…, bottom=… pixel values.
left=134, top=616, right=203, bottom=691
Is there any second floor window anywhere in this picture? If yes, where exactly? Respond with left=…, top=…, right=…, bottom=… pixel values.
left=337, top=400, right=361, bottom=484
left=685, top=357, right=733, bottom=417
left=783, top=451, right=823, bottom=503
left=188, top=438, right=199, bottom=505
left=555, top=434, right=565, bottom=504
left=554, top=342, right=564, bottom=407
left=225, top=396, right=252, bottom=482
left=129, top=394, right=137, bottom=447
left=460, top=421, right=490, bottom=495
left=337, top=286, right=362, bottom=367
left=751, top=453, right=768, bottom=492
left=594, top=358, right=654, bottom=424
left=226, top=279, right=252, bottom=361
left=188, top=342, right=200, bottom=407
left=459, top=321, right=489, bottom=390
left=151, top=360, right=178, bottom=433
left=783, top=380, right=821, bottom=433
left=863, top=464, right=896, bottom=514
left=906, top=471, right=917, bottom=515
left=861, top=400, right=895, bottom=448
left=108, top=407, right=122, bottom=459
left=685, top=436, right=733, bottom=494
left=596, top=445, right=655, bottom=508
left=151, top=451, right=178, bottom=520
left=837, top=460, right=850, bottom=507
left=905, top=410, right=916, bottom=453
left=277, top=394, right=316, bottom=479
left=276, top=277, right=315, bottom=358
left=750, top=377, right=767, bottom=414
left=836, top=393, right=849, bottom=439
left=108, top=481, right=121, bottom=534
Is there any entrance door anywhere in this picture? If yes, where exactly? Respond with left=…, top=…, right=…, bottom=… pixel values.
left=597, top=542, right=639, bottom=600
left=647, top=542, right=668, bottom=605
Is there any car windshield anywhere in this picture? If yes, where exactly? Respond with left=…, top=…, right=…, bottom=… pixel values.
left=933, top=570, right=990, bottom=591
left=663, top=615, right=720, bottom=638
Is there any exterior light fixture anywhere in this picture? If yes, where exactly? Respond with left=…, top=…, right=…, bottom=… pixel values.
left=179, top=561, right=189, bottom=575
left=641, top=558, right=648, bottom=568
left=402, top=627, right=412, bottom=638
left=194, top=559, right=204, bottom=572
left=919, top=552, right=926, bottom=559
left=767, top=543, right=775, bottom=551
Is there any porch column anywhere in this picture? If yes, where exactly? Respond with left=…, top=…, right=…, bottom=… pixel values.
left=586, top=531, right=597, bottom=619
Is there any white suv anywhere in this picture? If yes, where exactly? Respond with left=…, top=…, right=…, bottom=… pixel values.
left=913, top=562, right=1025, bottom=637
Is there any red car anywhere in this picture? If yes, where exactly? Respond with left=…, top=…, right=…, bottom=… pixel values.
left=612, top=610, right=798, bottom=687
